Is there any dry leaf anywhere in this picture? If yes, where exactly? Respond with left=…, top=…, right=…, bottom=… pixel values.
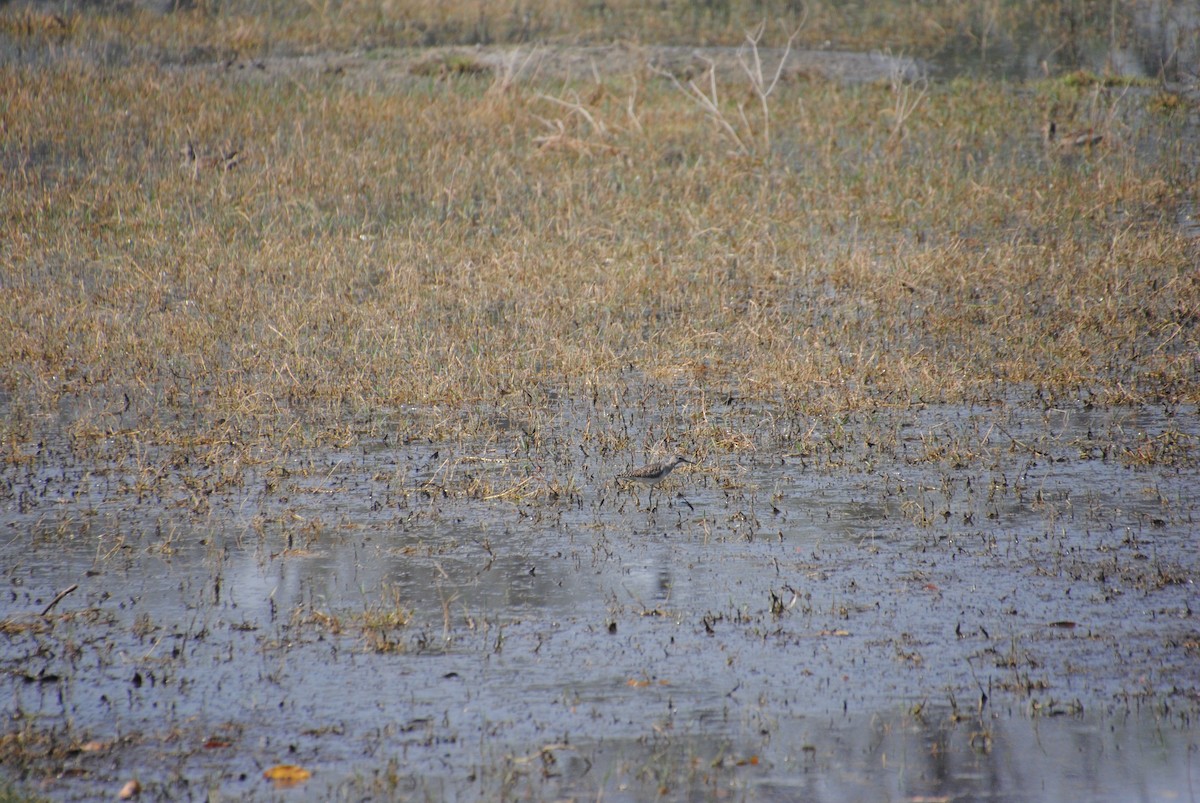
left=626, top=678, right=669, bottom=688
left=264, top=764, right=312, bottom=786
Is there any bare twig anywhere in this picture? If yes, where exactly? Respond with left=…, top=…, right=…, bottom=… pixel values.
left=488, top=47, right=539, bottom=95
left=650, top=59, right=750, bottom=155
left=534, top=91, right=607, bottom=138
left=41, top=583, right=78, bottom=615
left=652, top=14, right=807, bottom=158
left=736, top=16, right=806, bottom=154
left=625, top=77, right=643, bottom=135
left=886, top=58, right=928, bottom=153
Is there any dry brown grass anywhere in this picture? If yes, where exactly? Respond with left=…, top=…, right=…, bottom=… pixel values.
left=1, top=3, right=1196, bottom=458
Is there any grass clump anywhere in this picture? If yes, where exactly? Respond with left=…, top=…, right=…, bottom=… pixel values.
left=410, top=52, right=493, bottom=78
left=359, top=585, right=414, bottom=652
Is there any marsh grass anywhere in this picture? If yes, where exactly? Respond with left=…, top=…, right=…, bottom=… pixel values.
left=357, top=583, right=413, bottom=651
left=1, top=3, right=1197, bottom=463
left=0, top=0, right=1159, bottom=65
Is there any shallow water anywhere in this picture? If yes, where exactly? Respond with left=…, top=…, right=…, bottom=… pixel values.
left=2, top=397, right=1197, bottom=800
left=929, top=0, right=1200, bottom=81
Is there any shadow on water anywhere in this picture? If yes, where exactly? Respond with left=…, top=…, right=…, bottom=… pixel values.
left=1, top=396, right=1197, bottom=800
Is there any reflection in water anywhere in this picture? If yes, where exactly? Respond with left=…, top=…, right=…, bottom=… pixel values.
left=1, top=402, right=1197, bottom=800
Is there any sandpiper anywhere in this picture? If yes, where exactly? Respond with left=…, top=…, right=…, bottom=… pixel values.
left=181, top=141, right=242, bottom=178
left=1043, top=120, right=1103, bottom=152
left=618, top=454, right=693, bottom=487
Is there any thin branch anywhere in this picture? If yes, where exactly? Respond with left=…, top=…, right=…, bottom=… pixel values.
left=41, top=583, right=78, bottom=615
left=735, top=16, right=807, bottom=154
left=652, top=11, right=807, bottom=159
left=625, top=77, right=644, bottom=134
left=535, top=92, right=607, bottom=137
left=886, top=59, right=928, bottom=152
left=650, top=59, right=749, bottom=155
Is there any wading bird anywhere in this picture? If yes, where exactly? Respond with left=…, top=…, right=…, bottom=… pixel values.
left=618, top=455, right=693, bottom=489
